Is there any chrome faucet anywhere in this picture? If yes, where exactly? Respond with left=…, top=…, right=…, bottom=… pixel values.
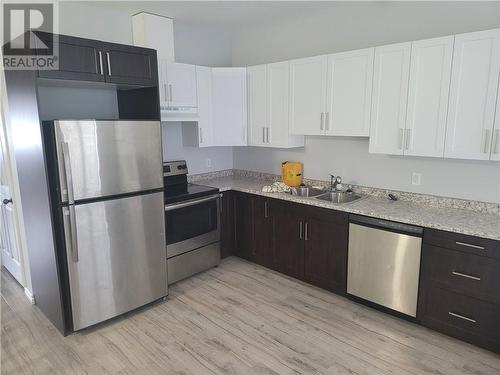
left=330, top=175, right=342, bottom=191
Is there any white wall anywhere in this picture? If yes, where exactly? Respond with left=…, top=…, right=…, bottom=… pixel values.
left=58, top=2, right=233, bottom=173
left=232, top=2, right=500, bottom=203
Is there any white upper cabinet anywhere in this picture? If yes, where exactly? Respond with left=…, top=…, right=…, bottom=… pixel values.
left=212, top=68, right=248, bottom=146
left=132, top=12, right=174, bottom=61
left=267, top=62, right=304, bottom=147
left=369, top=42, right=412, bottom=155
left=289, top=55, right=328, bottom=136
left=445, top=29, right=500, bottom=160
left=405, top=36, right=454, bottom=157
left=248, top=65, right=268, bottom=146
left=491, top=76, right=500, bottom=161
left=164, top=62, right=198, bottom=108
left=248, top=62, right=304, bottom=148
left=194, top=66, right=214, bottom=147
left=325, top=48, right=374, bottom=136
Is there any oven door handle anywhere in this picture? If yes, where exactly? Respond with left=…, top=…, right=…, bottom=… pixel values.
left=164, top=193, right=222, bottom=211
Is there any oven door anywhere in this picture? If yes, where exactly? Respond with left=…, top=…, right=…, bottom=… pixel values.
left=165, top=194, right=221, bottom=258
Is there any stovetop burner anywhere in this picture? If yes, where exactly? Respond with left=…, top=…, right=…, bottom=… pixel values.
left=163, top=160, right=219, bottom=204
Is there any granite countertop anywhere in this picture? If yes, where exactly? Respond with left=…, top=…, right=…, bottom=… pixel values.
left=200, top=176, right=500, bottom=241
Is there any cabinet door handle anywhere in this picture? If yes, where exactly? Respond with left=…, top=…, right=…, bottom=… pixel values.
left=320, top=112, right=324, bottom=131
left=262, top=127, right=265, bottom=143
left=98, top=51, right=104, bottom=75
left=106, top=52, right=111, bottom=75
left=448, top=312, right=476, bottom=324
left=325, top=112, right=330, bottom=131
left=299, top=221, right=303, bottom=240
left=264, top=201, right=269, bottom=218
left=405, top=128, right=411, bottom=150
left=199, top=127, right=203, bottom=144
left=399, top=128, right=404, bottom=150
left=493, top=129, right=500, bottom=154
left=304, top=222, right=309, bottom=241
left=266, top=127, right=270, bottom=143
left=455, top=241, right=485, bottom=250
left=169, top=84, right=173, bottom=102
left=452, top=271, right=481, bottom=281
left=483, top=129, right=491, bottom=154
left=164, top=84, right=169, bottom=102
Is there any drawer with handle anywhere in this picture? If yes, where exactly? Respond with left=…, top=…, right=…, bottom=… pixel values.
left=421, top=244, right=500, bottom=304
left=419, top=286, right=500, bottom=353
left=424, top=229, right=500, bottom=260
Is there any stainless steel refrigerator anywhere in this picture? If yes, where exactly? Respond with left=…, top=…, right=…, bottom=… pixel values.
left=44, top=120, right=167, bottom=331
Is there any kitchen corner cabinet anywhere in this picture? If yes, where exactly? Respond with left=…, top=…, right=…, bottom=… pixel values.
left=369, top=42, right=411, bottom=155
left=212, top=68, right=248, bottom=146
left=248, top=62, right=304, bottom=148
left=227, top=192, right=349, bottom=294
left=444, top=29, right=500, bottom=161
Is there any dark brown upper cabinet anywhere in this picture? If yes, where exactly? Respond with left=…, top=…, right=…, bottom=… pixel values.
left=35, top=32, right=157, bottom=86
left=102, top=42, right=157, bottom=86
left=37, top=33, right=104, bottom=82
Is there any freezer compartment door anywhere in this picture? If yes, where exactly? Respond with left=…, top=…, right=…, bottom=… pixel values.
left=347, top=223, right=422, bottom=317
left=54, top=120, right=162, bottom=202
left=63, top=192, right=167, bottom=331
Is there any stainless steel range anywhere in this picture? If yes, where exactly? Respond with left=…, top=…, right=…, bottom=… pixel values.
left=163, top=160, right=221, bottom=284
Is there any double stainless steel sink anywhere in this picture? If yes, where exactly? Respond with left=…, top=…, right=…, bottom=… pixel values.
left=316, top=191, right=362, bottom=204
left=289, top=186, right=362, bottom=204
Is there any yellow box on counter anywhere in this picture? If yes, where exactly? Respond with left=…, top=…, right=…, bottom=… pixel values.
left=281, top=161, right=303, bottom=187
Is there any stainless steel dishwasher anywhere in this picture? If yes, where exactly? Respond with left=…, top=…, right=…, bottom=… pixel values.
left=347, top=214, right=423, bottom=317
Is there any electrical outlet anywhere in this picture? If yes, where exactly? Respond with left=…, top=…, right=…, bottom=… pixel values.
left=412, top=172, right=422, bottom=186
left=205, top=158, right=212, bottom=169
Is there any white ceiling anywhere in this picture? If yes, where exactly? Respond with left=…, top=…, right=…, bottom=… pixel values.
left=61, top=1, right=391, bottom=31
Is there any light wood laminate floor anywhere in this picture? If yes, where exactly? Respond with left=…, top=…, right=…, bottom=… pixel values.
left=2, top=257, right=500, bottom=375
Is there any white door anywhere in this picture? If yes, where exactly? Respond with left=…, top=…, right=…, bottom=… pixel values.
left=0, top=144, right=23, bottom=283
left=267, top=61, right=303, bottom=147
left=325, top=48, right=374, bottom=136
left=445, top=29, right=500, bottom=160
left=491, top=76, right=500, bottom=161
left=166, top=62, right=198, bottom=108
left=247, top=65, right=268, bottom=146
left=405, top=36, right=454, bottom=157
left=195, top=66, right=214, bottom=147
left=158, top=59, right=169, bottom=108
left=289, top=55, right=328, bottom=136
left=369, top=42, right=412, bottom=155
left=212, top=68, right=247, bottom=146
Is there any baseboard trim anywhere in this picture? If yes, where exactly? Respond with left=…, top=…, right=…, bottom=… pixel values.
left=24, top=287, right=35, bottom=304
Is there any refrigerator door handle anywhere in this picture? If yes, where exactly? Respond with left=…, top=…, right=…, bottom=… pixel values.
left=64, top=206, right=79, bottom=262
left=62, top=142, right=75, bottom=204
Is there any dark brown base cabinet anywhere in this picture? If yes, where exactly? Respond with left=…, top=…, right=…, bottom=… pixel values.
left=223, top=192, right=349, bottom=295
left=222, top=191, right=500, bottom=354
left=418, top=229, right=500, bottom=353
